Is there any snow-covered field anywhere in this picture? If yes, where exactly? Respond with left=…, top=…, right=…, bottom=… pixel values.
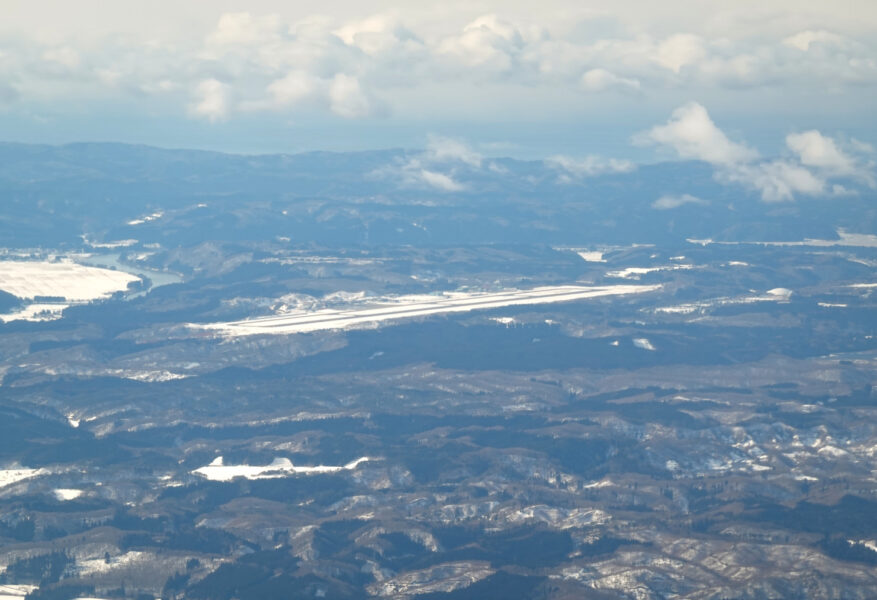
left=193, top=456, right=371, bottom=481
left=0, top=259, right=141, bottom=322
left=197, top=284, right=660, bottom=336
left=576, top=251, right=606, bottom=262
left=0, top=260, right=139, bottom=301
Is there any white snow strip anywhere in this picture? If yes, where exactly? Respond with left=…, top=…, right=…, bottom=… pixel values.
left=193, top=456, right=371, bottom=482
left=0, top=303, right=69, bottom=323
left=85, top=239, right=138, bottom=249
left=0, top=467, right=49, bottom=489
left=107, top=369, right=189, bottom=383
left=0, top=584, right=38, bottom=599
left=687, top=230, right=877, bottom=248
left=606, top=265, right=693, bottom=279
left=654, top=289, right=795, bottom=315
left=195, top=284, right=660, bottom=337
left=126, top=211, right=163, bottom=226
left=654, top=304, right=700, bottom=315
left=584, top=479, right=614, bottom=489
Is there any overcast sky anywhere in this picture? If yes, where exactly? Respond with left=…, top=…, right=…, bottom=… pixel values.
left=1, top=0, right=874, bottom=161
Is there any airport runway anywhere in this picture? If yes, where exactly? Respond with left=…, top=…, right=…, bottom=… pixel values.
left=197, top=284, right=661, bottom=336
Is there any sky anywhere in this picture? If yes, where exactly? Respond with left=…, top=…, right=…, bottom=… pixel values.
left=0, top=0, right=875, bottom=164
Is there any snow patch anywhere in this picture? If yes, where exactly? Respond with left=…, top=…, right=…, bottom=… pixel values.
left=633, top=338, right=656, bottom=351
left=77, top=551, right=147, bottom=576
left=606, top=264, right=693, bottom=279
left=0, top=303, right=69, bottom=323
left=766, top=288, right=793, bottom=299
left=53, top=488, right=83, bottom=501
left=193, top=456, right=372, bottom=482
left=817, top=445, right=849, bottom=457
left=126, top=211, right=163, bottom=226
left=577, top=251, right=605, bottom=263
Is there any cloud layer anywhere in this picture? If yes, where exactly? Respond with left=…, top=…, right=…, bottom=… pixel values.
left=0, top=7, right=874, bottom=126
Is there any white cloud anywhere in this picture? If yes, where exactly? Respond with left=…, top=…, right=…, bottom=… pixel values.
left=425, top=135, right=482, bottom=167
left=418, top=169, right=465, bottom=191
left=784, top=130, right=875, bottom=187
left=0, top=7, right=875, bottom=133
left=42, top=46, right=81, bottom=70
left=654, top=34, right=706, bottom=73
left=651, top=194, right=707, bottom=209
left=786, top=130, right=856, bottom=174
left=328, top=73, right=373, bottom=118
left=375, top=134, right=488, bottom=191
left=580, top=68, right=640, bottom=93
left=191, top=78, right=230, bottom=122
left=546, top=154, right=635, bottom=178
left=333, top=14, right=419, bottom=57
left=851, top=139, right=875, bottom=154
left=378, top=159, right=467, bottom=192
left=720, top=160, right=825, bottom=202
left=782, top=30, right=846, bottom=52
left=265, top=71, right=320, bottom=108
left=636, top=102, right=758, bottom=166
left=436, top=14, right=525, bottom=72
left=0, top=82, right=19, bottom=104
left=206, top=12, right=282, bottom=47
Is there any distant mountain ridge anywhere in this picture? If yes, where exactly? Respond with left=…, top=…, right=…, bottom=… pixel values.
left=0, top=141, right=872, bottom=249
